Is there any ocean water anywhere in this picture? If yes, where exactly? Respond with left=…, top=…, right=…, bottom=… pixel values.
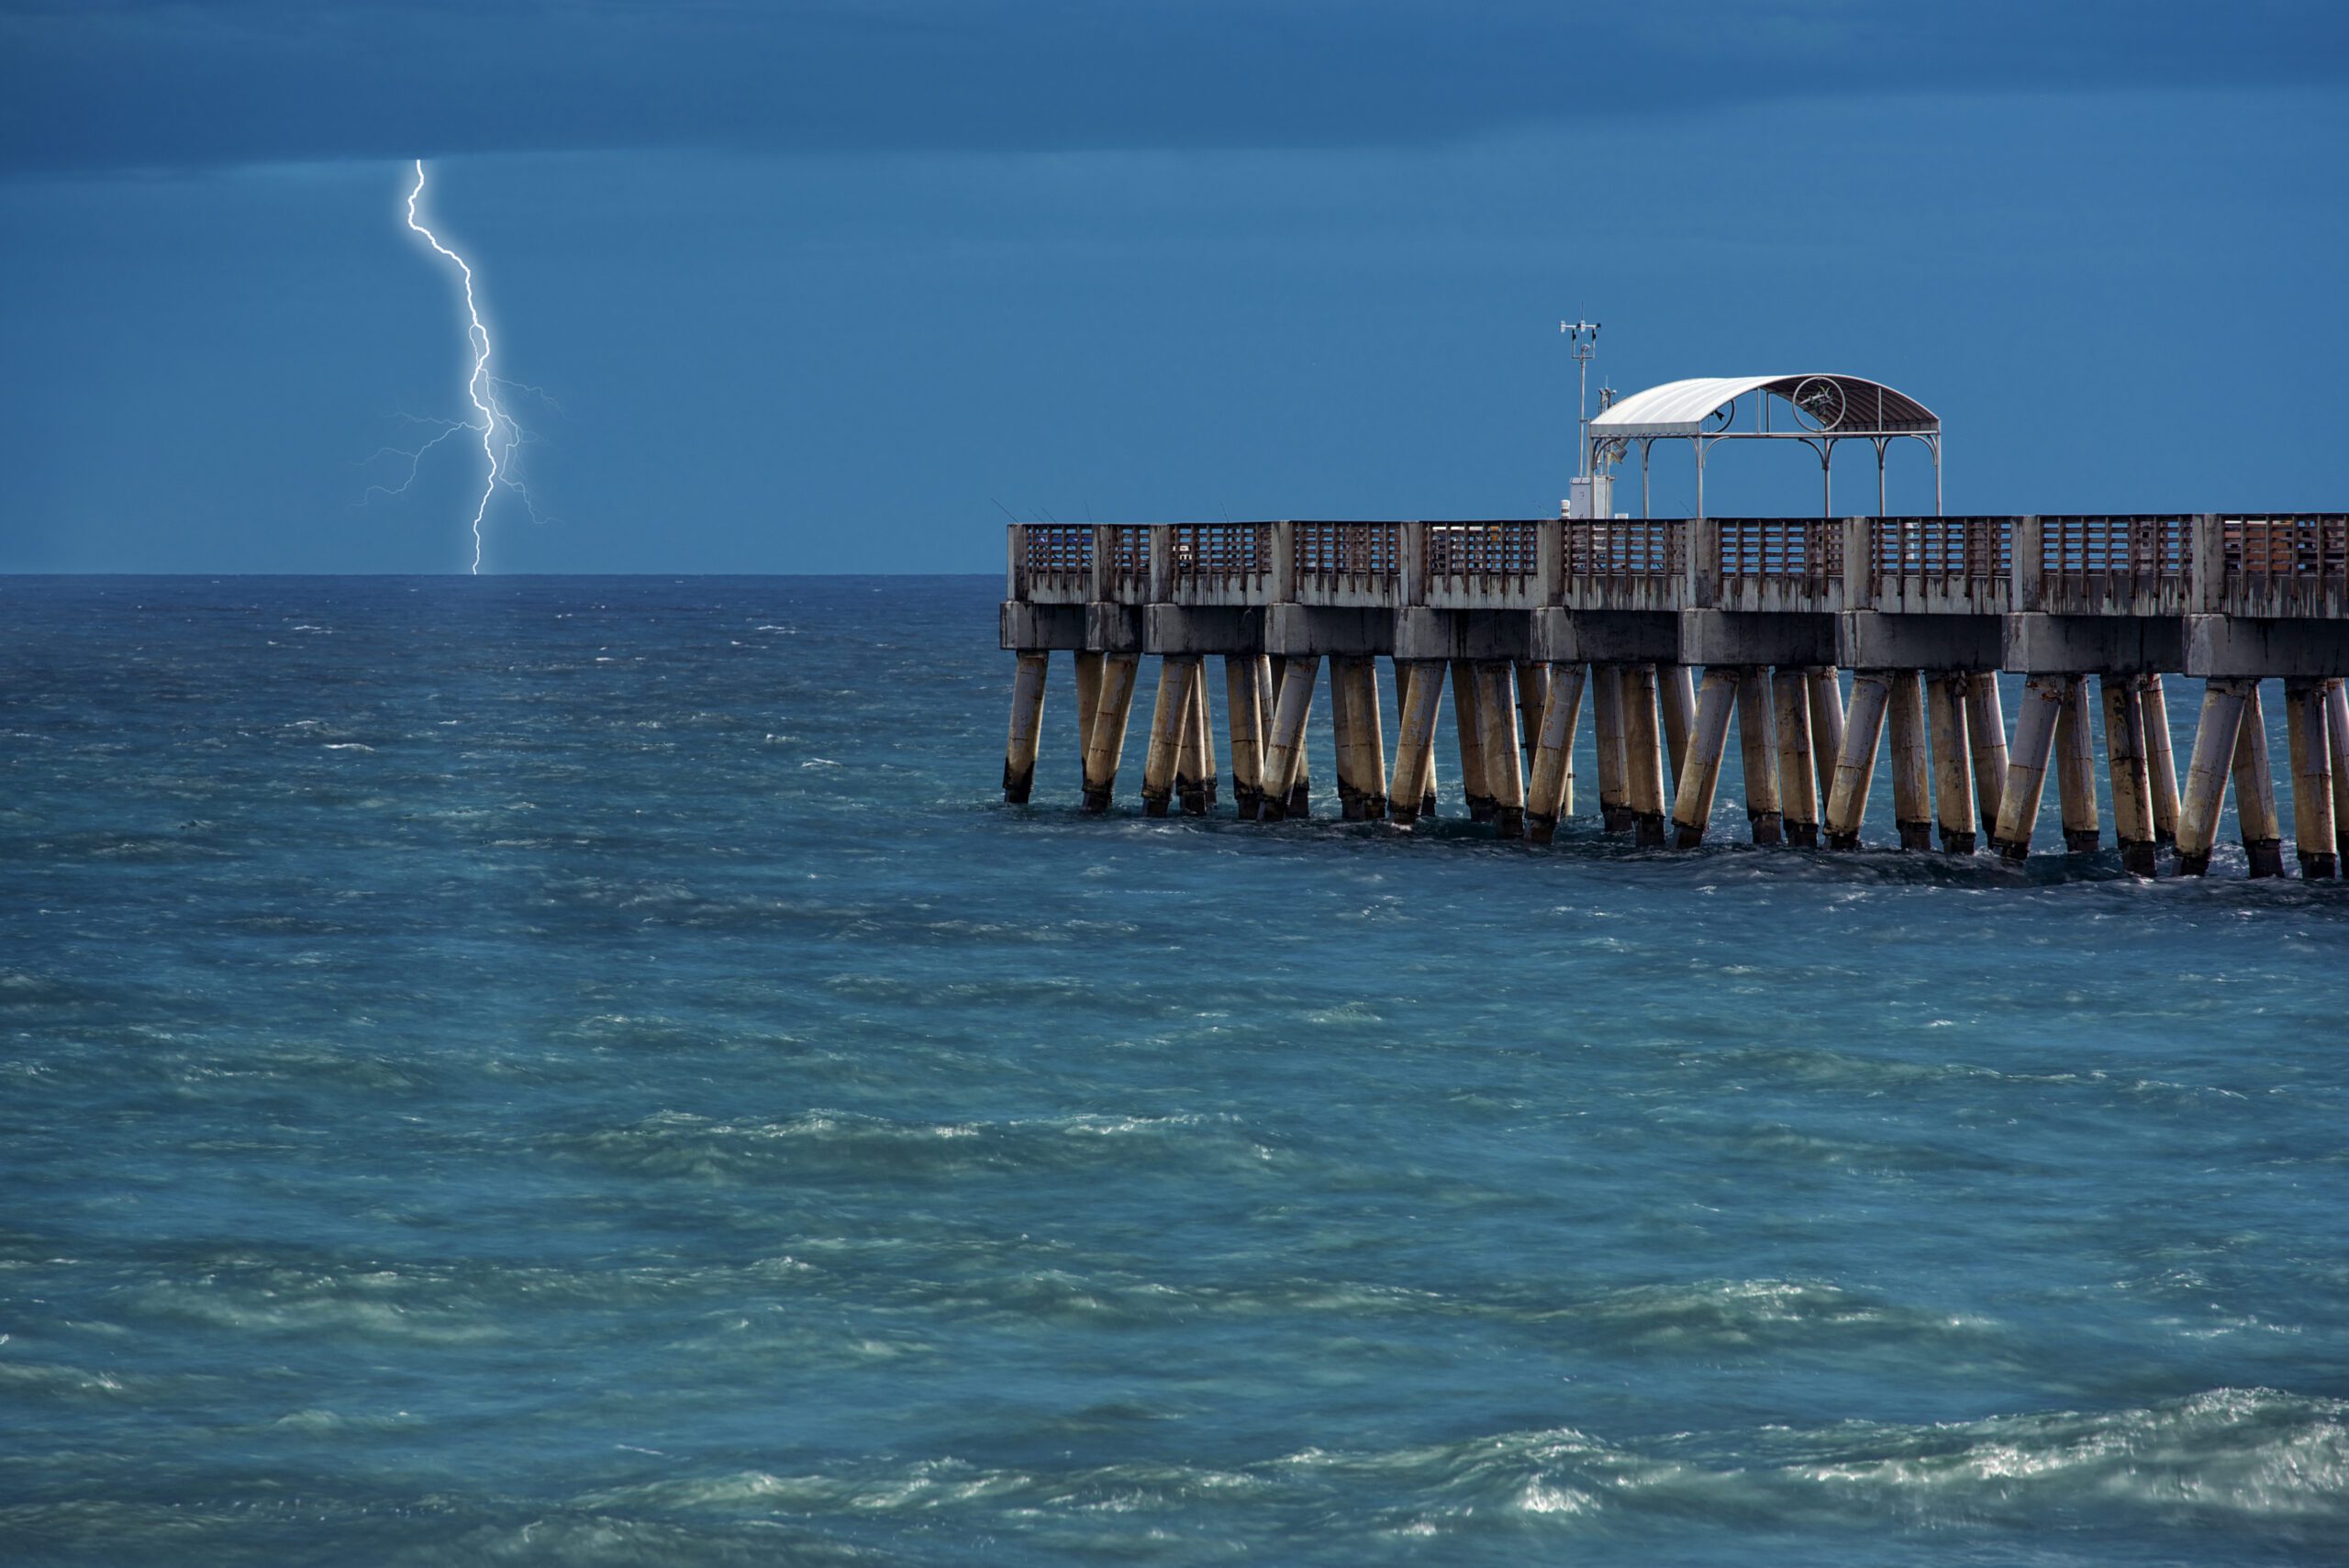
left=2, top=574, right=2344, bottom=1568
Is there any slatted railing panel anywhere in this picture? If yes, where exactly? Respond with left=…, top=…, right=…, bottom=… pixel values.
left=1169, top=522, right=1271, bottom=591
left=2223, top=515, right=2349, bottom=617
left=2039, top=515, right=2189, bottom=614
left=1101, top=525, right=1151, bottom=595
left=1871, top=516, right=2009, bottom=611
left=1563, top=519, right=1684, bottom=609
left=1423, top=521, right=1539, bottom=582
left=1020, top=523, right=1094, bottom=597
left=1718, top=518, right=1842, bottom=584
left=1293, top=521, right=1401, bottom=585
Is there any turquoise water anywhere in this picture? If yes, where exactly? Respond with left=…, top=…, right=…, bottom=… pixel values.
left=2, top=575, right=2343, bottom=1566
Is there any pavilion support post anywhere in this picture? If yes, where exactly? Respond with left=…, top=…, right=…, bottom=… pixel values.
left=1660, top=663, right=1697, bottom=798
left=1476, top=662, right=1527, bottom=839
left=1887, top=670, right=1933, bottom=851
left=1670, top=668, right=1739, bottom=848
left=1989, top=674, right=2065, bottom=862
left=1451, top=658, right=1494, bottom=822
left=2232, top=682, right=2285, bottom=878
left=1965, top=673, right=2009, bottom=838
left=2052, top=674, right=2100, bottom=852
left=1176, top=673, right=1214, bottom=816
left=1257, top=655, right=1320, bottom=821
left=1074, top=651, right=1106, bottom=792
left=2176, top=679, right=2250, bottom=876
left=1387, top=662, right=1445, bottom=828
left=1593, top=663, right=1633, bottom=834
left=1773, top=668, right=1820, bottom=847
left=1141, top=657, right=1197, bottom=818
left=2142, top=673, right=2182, bottom=847
left=1806, top=666, right=1846, bottom=820
left=1734, top=668, right=1782, bottom=844
left=2100, top=673, right=2158, bottom=875
left=1081, top=652, right=1141, bottom=814
left=2326, top=680, right=2349, bottom=864
left=1526, top=663, right=1586, bottom=844
left=2285, top=679, right=2336, bottom=879
left=1822, top=671, right=1892, bottom=851
left=1925, top=673, right=1976, bottom=853
left=1223, top=654, right=1265, bottom=818
left=1003, top=651, right=1049, bottom=804
left=1623, top=664, right=1669, bottom=847
left=1347, top=657, right=1388, bottom=821
left=1516, top=662, right=1551, bottom=773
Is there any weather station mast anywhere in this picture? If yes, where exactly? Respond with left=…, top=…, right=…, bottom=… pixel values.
left=1561, top=317, right=1614, bottom=519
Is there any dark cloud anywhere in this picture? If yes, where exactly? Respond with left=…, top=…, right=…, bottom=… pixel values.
left=4, top=0, right=2344, bottom=176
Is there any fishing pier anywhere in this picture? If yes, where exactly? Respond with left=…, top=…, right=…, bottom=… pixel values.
left=996, top=373, right=2349, bottom=878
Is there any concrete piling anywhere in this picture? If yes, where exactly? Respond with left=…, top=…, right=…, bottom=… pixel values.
left=1661, top=664, right=1697, bottom=798
left=1081, top=652, right=1141, bottom=813
left=1516, top=662, right=1551, bottom=773
left=1003, top=651, right=1050, bottom=804
left=1257, top=655, right=1320, bottom=820
left=2176, top=679, right=2249, bottom=876
left=2052, top=675, right=2101, bottom=852
left=1989, top=673, right=2065, bottom=862
left=2326, top=680, right=2349, bottom=866
left=1735, top=669, right=1783, bottom=844
left=1526, top=662, right=1586, bottom=844
left=2100, top=673, right=2158, bottom=875
left=2284, top=679, right=2337, bottom=879
left=1388, top=661, right=1446, bottom=827
left=1330, top=656, right=1365, bottom=820
left=1773, top=668, right=1820, bottom=847
left=1623, top=664, right=1670, bottom=846
left=1925, top=673, right=1977, bottom=853
left=2141, top=673, right=2181, bottom=847
left=1887, top=671, right=1933, bottom=850
left=1141, top=656, right=1197, bottom=817
left=1593, top=663, right=1633, bottom=834
left=2232, top=682, right=2285, bottom=878
left=1074, top=650, right=1106, bottom=787
left=1822, top=671, right=1891, bottom=851
left=1347, top=657, right=1388, bottom=820
left=1670, top=668, right=1739, bottom=847
left=1223, top=654, right=1265, bottom=818
left=1179, top=674, right=1216, bottom=815
left=1451, top=658, right=1494, bottom=822
left=1476, top=662, right=1527, bottom=838
left=1806, top=667, right=1846, bottom=822
left=1965, top=674, right=2009, bottom=839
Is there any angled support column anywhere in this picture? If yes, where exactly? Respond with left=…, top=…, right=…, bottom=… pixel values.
left=1347, top=657, right=1388, bottom=821
left=1623, top=663, right=1669, bottom=846
left=1593, top=663, right=1633, bottom=834
left=1330, top=656, right=1366, bottom=820
left=1398, top=658, right=1439, bottom=817
left=1527, top=663, right=1586, bottom=844
left=1670, top=668, right=1740, bottom=847
left=1141, top=656, right=1198, bottom=818
left=1257, top=655, right=1321, bottom=821
left=1965, top=674, right=2009, bottom=840
left=1003, top=651, right=1049, bottom=804
left=2177, top=679, right=2250, bottom=876
left=1926, top=673, right=1976, bottom=853
left=1178, top=674, right=1216, bottom=816
left=1224, top=653, right=1265, bottom=818
left=1887, top=670, right=1932, bottom=850
left=2101, top=673, right=2158, bottom=876
left=1081, top=652, right=1141, bottom=814
left=1074, top=651, right=1106, bottom=793
left=1773, top=668, right=1820, bottom=847
left=1735, top=668, right=1782, bottom=844
left=1475, top=661, right=1527, bottom=838
left=2142, top=673, right=2181, bottom=847
left=1989, top=673, right=2065, bottom=862
left=1387, top=661, right=1446, bottom=827
left=1822, top=671, right=1892, bottom=851
left=2053, top=674, right=2101, bottom=852
left=1806, top=666, right=1846, bottom=825
left=2327, top=679, right=2349, bottom=865
left=1660, top=663, right=1697, bottom=798
left=1451, top=658, right=1494, bottom=822
left=1516, top=661, right=1551, bottom=773
left=2285, top=679, right=2336, bottom=878
left=2232, top=682, right=2284, bottom=878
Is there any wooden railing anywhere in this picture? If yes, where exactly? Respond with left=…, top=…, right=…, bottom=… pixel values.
left=2037, top=515, right=2190, bottom=615
left=1102, top=525, right=1151, bottom=600
left=2221, top=515, right=2349, bottom=617
left=1018, top=523, right=1094, bottom=602
left=1562, top=519, right=1684, bottom=611
left=1716, top=518, right=1842, bottom=613
left=1872, top=516, right=2009, bottom=613
left=1169, top=522, right=1272, bottom=598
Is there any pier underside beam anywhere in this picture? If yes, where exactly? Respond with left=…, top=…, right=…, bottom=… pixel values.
left=2101, top=674, right=2158, bottom=875
left=2232, top=682, right=2284, bottom=878
left=1989, top=673, right=2065, bottom=862
left=1003, top=651, right=1049, bottom=805
left=1735, top=669, right=1782, bottom=844
left=1926, top=673, right=1976, bottom=853
left=1823, top=671, right=1891, bottom=851
left=2285, top=679, right=2336, bottom=879
left=1773, top=668, right=1820, bottom=847
left=2176, top=678, right=2250, bottom=876
left=1527, top=662, right=1586, bottom=844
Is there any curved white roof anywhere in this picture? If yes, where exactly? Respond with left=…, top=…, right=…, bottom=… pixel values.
left=1591, top=374, right=1937, bottom=439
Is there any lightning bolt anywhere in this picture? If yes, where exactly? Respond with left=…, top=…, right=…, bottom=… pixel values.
left=403, top=159, right=520, bottom=574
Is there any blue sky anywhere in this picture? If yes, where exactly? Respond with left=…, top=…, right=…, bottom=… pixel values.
left=3, top=1, right=2345, bottom=573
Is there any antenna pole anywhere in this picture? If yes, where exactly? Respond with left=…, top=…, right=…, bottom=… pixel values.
left=1561, top=319, right=1600, bottom=479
